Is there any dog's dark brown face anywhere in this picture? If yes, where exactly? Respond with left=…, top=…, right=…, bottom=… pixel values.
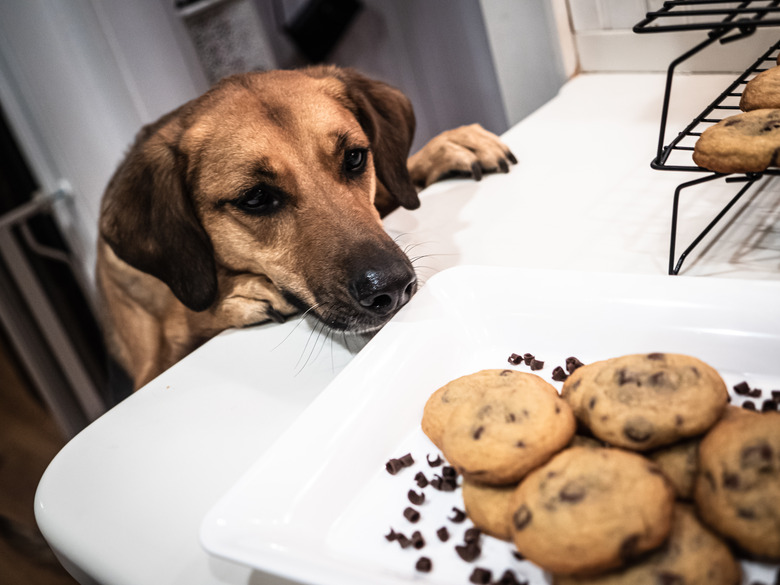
left=100, top=66, right=421, bottom=333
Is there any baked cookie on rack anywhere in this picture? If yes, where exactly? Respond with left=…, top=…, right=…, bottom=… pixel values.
left=740, top=66, right=780, bottom=110
left=693, top=108, right=780, bottom=173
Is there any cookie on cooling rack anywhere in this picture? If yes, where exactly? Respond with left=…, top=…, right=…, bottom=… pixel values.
left=692, top=108, right=780, bottom=173
left=740, top=66, right=780, bottom=111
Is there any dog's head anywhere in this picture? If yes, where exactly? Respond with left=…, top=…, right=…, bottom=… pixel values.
left=99, top=66, right=420, bottom=332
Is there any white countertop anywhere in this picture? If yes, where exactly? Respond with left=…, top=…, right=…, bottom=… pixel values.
left=35, top=72, right=780, bottom=585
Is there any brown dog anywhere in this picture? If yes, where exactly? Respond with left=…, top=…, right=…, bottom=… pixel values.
left=97, top=65, right=516, bottom=390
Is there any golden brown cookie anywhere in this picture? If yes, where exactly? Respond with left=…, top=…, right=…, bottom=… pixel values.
left=552, top=504, right=741, bottom=585
left=440, top=372, right=575, bottom=485
left=423, top=370, right=505, bottom=448
left=694, top=406, right=780, bottom=560
left=461, top=478, right=515, bottom=541
left=509, top=446, right=675, bottom=575
left=647, top=437, right=700, bottom=500
left=741, top=66, right=780, bottom=111
left=561, top=353, right=728, bottom=451
left=693, top=108, right=780, bottom=173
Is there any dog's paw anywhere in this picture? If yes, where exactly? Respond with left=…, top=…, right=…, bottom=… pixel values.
left=407, top=123, right=517, bottom=189
left=212, top=273, right=298, bottom=328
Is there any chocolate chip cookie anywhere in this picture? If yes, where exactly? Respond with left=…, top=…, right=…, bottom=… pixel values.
left=422, top=369, right=556, bottom=449
left=561, top=353, right=728, bottom=451
left=439, top=372, right=575, bottom=485
left=695, top=406, right=780, bottom=560
left=693, top=108, right=780, bottom=173
left=461, top=478, right=515, bottom=541
left=509, top=446, right=675, bottom=575
left=741, top=66, right=780, bottom=111
left=647, top=437, right=700, bottom=500
left=552, top=504, right=741, bottom=585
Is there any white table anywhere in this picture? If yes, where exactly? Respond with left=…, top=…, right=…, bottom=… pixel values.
left=35, top=73, right=780, bottom=585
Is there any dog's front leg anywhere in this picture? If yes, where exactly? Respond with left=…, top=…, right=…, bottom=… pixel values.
left=209, top=272, right=299, bottom=329
left=407, top=123, right=517, bottom=189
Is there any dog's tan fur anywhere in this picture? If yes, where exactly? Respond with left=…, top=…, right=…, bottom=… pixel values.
left=97, top=66, right=515, bottom=390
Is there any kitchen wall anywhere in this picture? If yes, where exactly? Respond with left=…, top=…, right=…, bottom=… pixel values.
left=570, top=0, right=780, bottom=72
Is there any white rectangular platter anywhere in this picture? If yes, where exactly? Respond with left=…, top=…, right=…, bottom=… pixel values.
left=201, top=266, right=780, bottom=585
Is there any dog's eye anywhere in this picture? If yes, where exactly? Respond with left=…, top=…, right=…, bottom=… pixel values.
left=234, top=185, right=282, bottom=215
left=343, top=148, right=368, bottom=174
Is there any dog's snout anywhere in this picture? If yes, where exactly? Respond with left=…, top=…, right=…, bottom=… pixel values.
left=351, top=264, right=417, bottom=316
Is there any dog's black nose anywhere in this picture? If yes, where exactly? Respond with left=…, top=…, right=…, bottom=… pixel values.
left=351, top=264, right=417, bottom=316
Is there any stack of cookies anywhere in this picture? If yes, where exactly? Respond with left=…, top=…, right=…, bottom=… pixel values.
left=421, top=353, right=780, bottom=583
left=694, top=57, right=780, bottom=173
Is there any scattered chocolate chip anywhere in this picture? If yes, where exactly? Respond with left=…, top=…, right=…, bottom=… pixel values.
left=469, top=567, right=492, bottom=584
left=415, top=556, right=432, bottom=572
left=496, top=570, right=524, bottom=585
left=397, top=533, right=412, bottom=548
left=521, top=353, right=533, bottom=365
left=464, top=527, right=482, bottom=543
left=508, top=353, right=523, bottom=365
left=455, top=541, right=481, bottom=562
left=385, top=458, right=404, bottom=475
left=743, top=400, right=757, bottom=411
left=529, top=359, right=543, bottom=371
left=512, top=550, right=525, bottom=561
left=748, top=388, right=763, bottom=398
left=414, top=471, right=428, bottom=488
left=407, top=489, right=425, bottom=505
left=442, top=466, right=457, bottom=479
left=772, top=390, right=780, bottom=403
left=411, top=530, right=425, bottom=549
left=552, top=366, right=568, bottom=381
left=512, top=505, right=532, bottom=530
left=763, top=400, right=779, bottom=412
left=734, top=381, right=751, bottom=395
left=436, top=526, right=450, bottom=541
left=426, top=453, right=443, bottom=467
left=403, top=507, right=420, bottom=523
left=449, top=507, right=467, bottom=523
left=399, top=453, right=414, bottom=467
left=385, top=527, right=398, bottom=541
left=431, top=474, right=458, bottom=492
left=565, top=357, right=584, bottom=373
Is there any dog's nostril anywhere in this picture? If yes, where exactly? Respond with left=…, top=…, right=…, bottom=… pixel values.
left=362, top=293, right=394, bottom=312
left=352, top=268, right=417, bottom=316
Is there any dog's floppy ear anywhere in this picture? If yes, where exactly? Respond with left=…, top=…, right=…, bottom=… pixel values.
left=99, top=118, right=218, bottom=312
left=312, top=66, right=420, bottom=211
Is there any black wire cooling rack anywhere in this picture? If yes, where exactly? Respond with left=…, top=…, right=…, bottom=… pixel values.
left=632, top=1, right=780, bottom=274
